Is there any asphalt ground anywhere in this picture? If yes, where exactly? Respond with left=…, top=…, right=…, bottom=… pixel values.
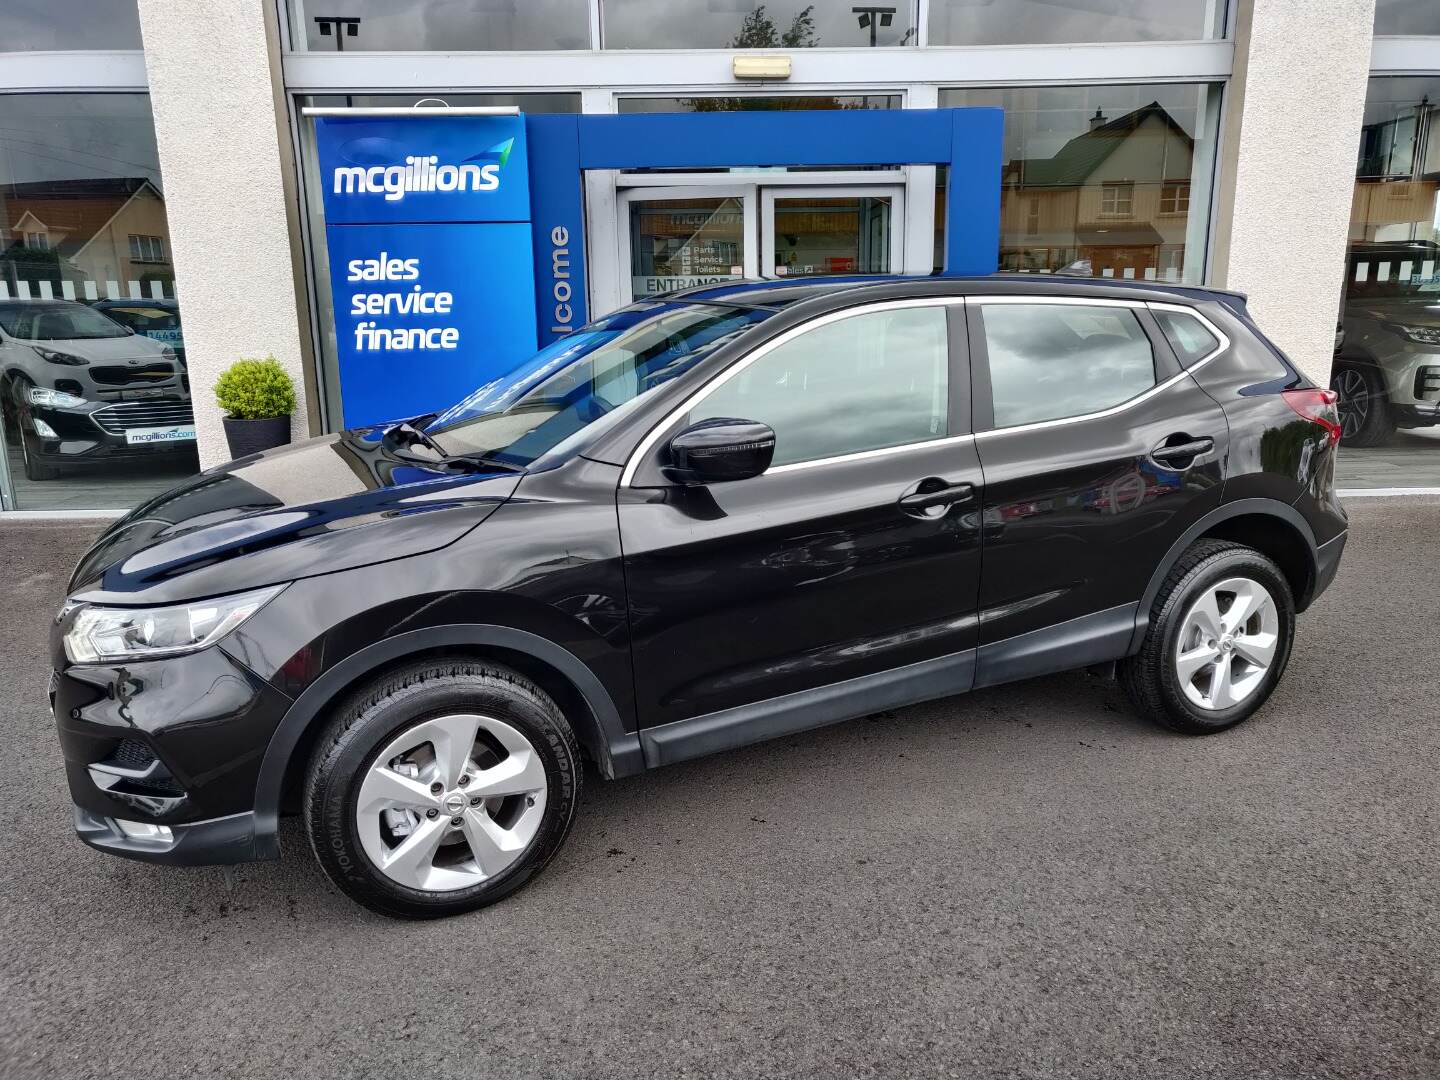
left=1, top=499, right=1437, bottom=1079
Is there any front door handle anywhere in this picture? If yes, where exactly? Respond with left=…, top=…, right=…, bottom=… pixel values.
left=1150, top=436, right=1215, bottom=467
left=898, top=479, right=975, bottom=515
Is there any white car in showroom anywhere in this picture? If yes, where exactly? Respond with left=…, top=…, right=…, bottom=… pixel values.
left=0, top=298, right=196, bottom=480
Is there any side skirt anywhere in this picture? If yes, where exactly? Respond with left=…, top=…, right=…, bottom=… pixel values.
left=638, top=602, right=1141, bottom=770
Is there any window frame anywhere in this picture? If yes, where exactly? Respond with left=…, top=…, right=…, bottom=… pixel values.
left=965, top=296, right=1229, bottom=437
left=621, top=296, right=972, bottom=486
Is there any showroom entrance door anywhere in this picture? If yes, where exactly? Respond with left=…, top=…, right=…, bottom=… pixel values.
left=615, top=179, right=906, bottom=305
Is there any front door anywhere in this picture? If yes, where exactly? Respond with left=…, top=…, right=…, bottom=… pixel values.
left=617, top=299, right=983, bottom=739
left=618, top=182, right=906, bottom=304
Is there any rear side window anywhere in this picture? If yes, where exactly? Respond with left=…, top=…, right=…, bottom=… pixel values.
left=1153, top=309, right=1219, bottom=367
left=979, top=303, right=1156, bottom=428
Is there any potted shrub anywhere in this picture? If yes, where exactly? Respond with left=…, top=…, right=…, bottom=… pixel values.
left=215, top=355, right=297, bottom=459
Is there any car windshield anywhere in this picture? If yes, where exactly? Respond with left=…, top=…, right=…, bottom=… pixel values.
left=0, top=302, right=130, bottom=340
left=425, top=301, right=777, bottom=467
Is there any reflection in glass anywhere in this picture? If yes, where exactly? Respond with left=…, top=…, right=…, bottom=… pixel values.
left=940, top=84, right=1221, bottom=285
left=690, top=306, right=948, bottom=467
left=0, top=94, right=195, bottom=511
left=928, top=0, right=1223, bottom=45
left=630, top=199, right=747, bottom=299
left=289, top=0, right=591, bottom=50
left=1333, top=77, right=1440, bottom=486
left=1374, top=0, right=1440, bottom=35
left=603, top=0, right=915, bottom=49
left=981, top=304, right=1156, bottom=428
left=772, top=196, right=892, bottom=277
left=6, top=0, right=143, bottom=50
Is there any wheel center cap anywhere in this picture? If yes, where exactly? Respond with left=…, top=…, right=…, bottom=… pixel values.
left=1219, top=635, right=1236, bottom=653
left=442, top=791, right=467, bottom=816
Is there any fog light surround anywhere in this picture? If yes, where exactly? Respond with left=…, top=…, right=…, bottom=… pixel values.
left=113, top=819, right=173, bottom=844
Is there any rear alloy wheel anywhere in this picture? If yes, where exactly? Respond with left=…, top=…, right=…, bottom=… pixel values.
left=1120, top=540, right=1295, bottom=734
left=1331, top=364, right=1394, bottom=447
left=305, top=658, right=580, bottom=918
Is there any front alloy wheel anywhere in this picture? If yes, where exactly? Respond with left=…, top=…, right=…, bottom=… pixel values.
left=305, top=658, right=581, bottom=919
left=355, top=713, right=548, bottom=893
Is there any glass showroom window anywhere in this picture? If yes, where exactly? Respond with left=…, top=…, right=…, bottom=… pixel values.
left=928, top=0, right=1226, bottom=44
left=298, top=94, right=581, bottom=430
left=1374, top=0, right=1440, bottom=35
left=602, top=0, right=916, bottom=49
left=6, top=0, right=143, bottom=50
left=1331, top=77, right=1440, bottom=482
left=940, top=84, right=1222, bottom=284
left=288, top=0, right=592, bottom=49
left=0, top=94, right=195, bottom=512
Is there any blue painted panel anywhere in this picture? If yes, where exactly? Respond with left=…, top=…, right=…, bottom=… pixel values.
left=325, top=222, right=538, bottom=428
left=576, top=110, right=954, bottom=169
left=526, top=116, right=589, bottom=347
left=316, top=114, right=530, bottom=225
left=945, top=107, right=1005, bottom=275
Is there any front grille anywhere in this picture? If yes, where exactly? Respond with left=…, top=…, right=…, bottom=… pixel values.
left=111, top=738, right=156, bottom=772
left=89, top=363, right=176, bottom=387
left=90, top=400, right=194, bottom=436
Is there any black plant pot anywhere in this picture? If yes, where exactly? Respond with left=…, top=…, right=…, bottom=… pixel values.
left=222, top=415, right=291, bottom=459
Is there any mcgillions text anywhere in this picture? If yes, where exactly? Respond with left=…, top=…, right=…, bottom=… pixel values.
left=348, top=251, right=460, bottom=352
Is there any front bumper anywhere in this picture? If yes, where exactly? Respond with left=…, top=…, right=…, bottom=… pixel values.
left=73, top=806, right=264, bottom=865
left=27, top=397, right=198, bottom=464
left=51, top=640, right=291, bottom=867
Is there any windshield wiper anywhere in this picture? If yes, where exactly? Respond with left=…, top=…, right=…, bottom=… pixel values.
left=381, top=418, right=521, bottom=474
left=381, top=418, right=447, bottom=458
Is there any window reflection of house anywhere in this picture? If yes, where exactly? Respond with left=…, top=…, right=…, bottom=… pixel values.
left=1349, top=97, right=1439, bottom=247
left=999, top=102, right=1197, bottom=280
left=0, top=177, right=174, bottom=298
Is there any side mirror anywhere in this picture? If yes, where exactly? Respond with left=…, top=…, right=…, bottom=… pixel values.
left=665, top=417, right=776, bottom=485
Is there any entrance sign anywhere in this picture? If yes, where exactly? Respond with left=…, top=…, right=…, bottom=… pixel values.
left=309, top=106, right=1003, bottom=428
left=315, top=113, right=538, bottom=427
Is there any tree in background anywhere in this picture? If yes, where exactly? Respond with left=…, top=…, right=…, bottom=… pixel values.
left=731, top=5, right=818, bottom=48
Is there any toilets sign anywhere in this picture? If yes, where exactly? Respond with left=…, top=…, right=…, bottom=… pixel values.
left=315, top=113, right=537, bottom=427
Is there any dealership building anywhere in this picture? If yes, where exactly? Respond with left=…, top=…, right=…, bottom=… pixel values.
left=0, top=0, right=1437, bottom=512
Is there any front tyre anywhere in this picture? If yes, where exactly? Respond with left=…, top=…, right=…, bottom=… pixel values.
left=1119, top=540, right=1295, bottom=735
left=304, top=658, right=581, bottom=919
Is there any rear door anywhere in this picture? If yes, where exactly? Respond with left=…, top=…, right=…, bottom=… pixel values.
left=966, top=295, right=1230, bottom=682
left=619, top=298, right=985, bottom=736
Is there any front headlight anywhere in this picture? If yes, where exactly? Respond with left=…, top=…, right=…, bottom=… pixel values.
left=34, top=347, right=88, bottom=366
left=63, top=584, right=286, bottom=664
left=27, top=386, right=86, bottom=409
left=1391, top=323, right=1440, bottom=347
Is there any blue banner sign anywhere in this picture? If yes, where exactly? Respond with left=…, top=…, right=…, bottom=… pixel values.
left=315, top=114, right=538, bottom=427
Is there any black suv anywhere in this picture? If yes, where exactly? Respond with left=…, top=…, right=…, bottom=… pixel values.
left=50, top=277, right=1347, bottom=918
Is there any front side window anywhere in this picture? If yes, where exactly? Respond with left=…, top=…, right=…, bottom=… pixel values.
left=688, top=305, right=949, bottom=468
left=980, top=303, right=1156, bottom=428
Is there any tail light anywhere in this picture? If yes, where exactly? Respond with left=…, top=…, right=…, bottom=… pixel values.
left=1282, top=388, right=1342, bottom=446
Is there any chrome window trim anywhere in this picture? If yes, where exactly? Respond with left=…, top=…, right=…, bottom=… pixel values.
left=967, top=296, right=1230, bottom=440
left=619, top=297, right=962, bottom=487
left=766, top=432, right=976, bottom=475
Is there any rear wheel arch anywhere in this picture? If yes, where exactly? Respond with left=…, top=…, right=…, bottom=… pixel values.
left=254, top=624, right=641, bottom=860
left=1130, top=501, right=1318, bottom=653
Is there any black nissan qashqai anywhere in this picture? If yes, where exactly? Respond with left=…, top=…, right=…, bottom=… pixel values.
left=50, top=276, right=1348, bottom=918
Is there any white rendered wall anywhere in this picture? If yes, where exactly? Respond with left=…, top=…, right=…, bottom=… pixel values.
left=1213, top=0, right=1376, bottom=385
left=136, top=0, right=309, bottom=469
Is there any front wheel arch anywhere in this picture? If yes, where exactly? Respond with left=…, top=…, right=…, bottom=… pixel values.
left=254, top=624, right=642, bottom=860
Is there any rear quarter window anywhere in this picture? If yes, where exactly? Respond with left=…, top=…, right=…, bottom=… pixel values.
left=1153, top=309, right=1220, bottom=367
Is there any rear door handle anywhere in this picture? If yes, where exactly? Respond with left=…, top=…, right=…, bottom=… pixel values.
left=898, top=479, right=975, bottom=514
left=1150, top=436, right=1215, bottom=467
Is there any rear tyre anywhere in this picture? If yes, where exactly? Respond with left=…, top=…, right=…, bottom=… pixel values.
left=1331, top=363, right=1394, bottom=447
left=304, top=657, right=581, bottom=919
left=1119, top=540, right=1295, bottom=735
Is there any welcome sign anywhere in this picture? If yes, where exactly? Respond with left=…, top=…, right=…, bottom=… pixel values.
left=315, top=113, right=539, bottom=427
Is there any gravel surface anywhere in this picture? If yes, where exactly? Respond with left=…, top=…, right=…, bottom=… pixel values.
left=1, top=500, right=1437, bottom=1079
